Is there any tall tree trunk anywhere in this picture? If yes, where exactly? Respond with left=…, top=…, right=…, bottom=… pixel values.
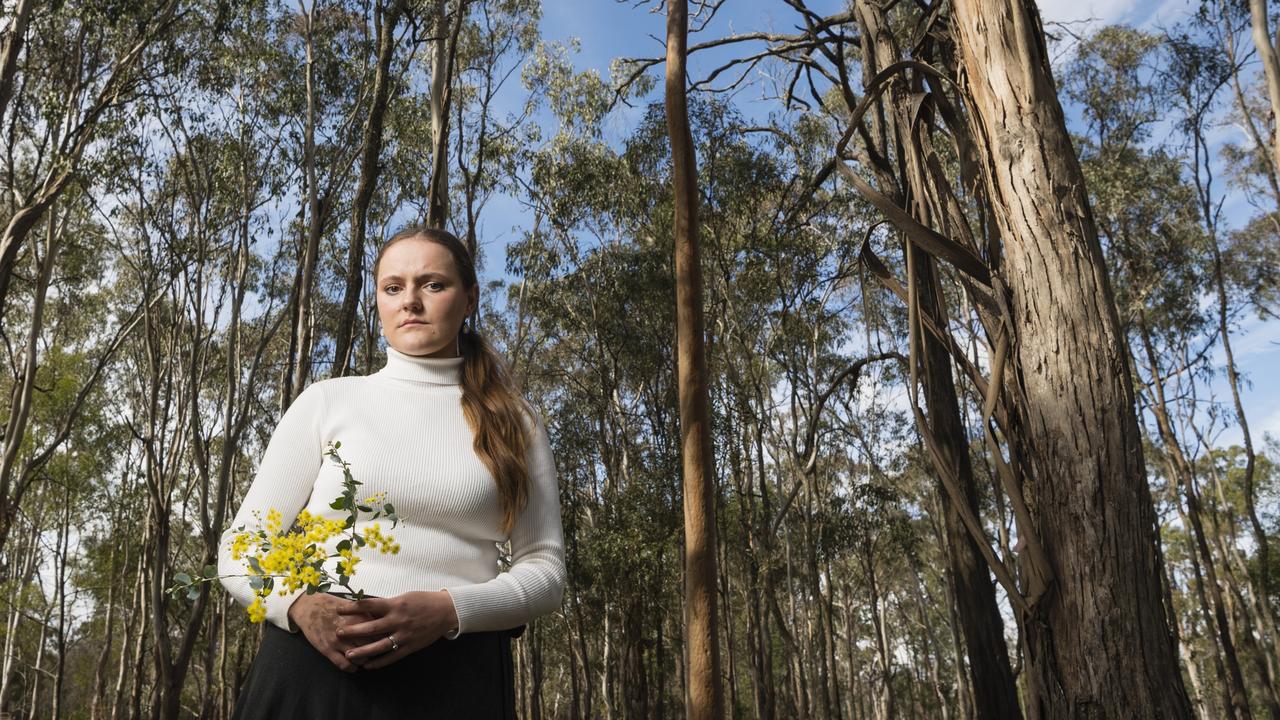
left=603, top=607, right=616, bottom=720
left=0, top=206, right=59, bottom=554
left=849, top=4, right=1021, bottom=714
left=91, top=542, right=122, bottom=719
left=911, top=567, right=951, bottom=720
left=664, top=2, right=725, bottom=719
left=427, top=0, right=464, bottom=227
left=910, top=238, right=1021, bottom=719
left=51, top=484, right=72, bottom=720
left=1207, top=163, right=1271, bottom=635
left=1175, top=488, right=1234, bottom=718
left=1250, top=0, right=1280, bottom=181
left=949, top=1, right=1193, bottom=716
left=0, top=503, right=43, bottom=713
left=728, top=410, right=770, bottom=720
left=0, top=0, right=33, bottom=122
left=126, top=553, right=150, bottom=720
left=865, top=557, right=893, bottom=720
left=937, top=522, right=975, bottom=720
left=30, top=599, right=53, bottom=719
left=1137, top=321, right=1254, bottom=720
left=288, top=0, right=322, bottom=406
left=332, top=0, right=409, bottom=377
left=109, top=548, right=145, bottom=720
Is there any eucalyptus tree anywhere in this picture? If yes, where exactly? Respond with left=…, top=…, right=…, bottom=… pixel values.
left=664, top=2, right=725, bottom=718
left=1248, top=0, right=1280, bottom=179
left=507, top=45, right=886, bottom=708
left=1064, top=23, right=1259, bottom=717
left=47, top=3, right=316, bottom=717
left=1163, top=22, right=1280, bottom=717
left=841, top=4, right=1022, bottom=716
left=0, top=0, right=183, bottom=558
left=452, top=0, right=541, bottom=260
left=421, top=0, right=465, bottom=227
left=611, top=4, right=1037, bottom=715
left=948, top=0, right=1192, bottom=714
left=502, top=47, right=680, bottom=711
left=332, top=0, right=539, bottom=375
left=331, top=0, right=412, bottom=378
left=0, top=196, right=130, bottom=718
left=0, top=0, right=180, bottom=319
left=664, top=0, right=1203, bottom=713
left=283, top=0, right=373, bottom=405
left=1213, top=0, right=1280, bottom=214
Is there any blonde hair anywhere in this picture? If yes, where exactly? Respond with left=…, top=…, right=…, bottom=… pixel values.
left=374, top=225, right=531, bottom=534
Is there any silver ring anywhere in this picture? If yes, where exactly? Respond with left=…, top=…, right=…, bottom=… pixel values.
left=387, top=634, right=399, bottom=651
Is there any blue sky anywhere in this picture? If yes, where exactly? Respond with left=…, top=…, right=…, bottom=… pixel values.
left=476, top=0, right=1280, bottom=446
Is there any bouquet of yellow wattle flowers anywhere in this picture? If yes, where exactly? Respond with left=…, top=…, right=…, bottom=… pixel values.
left=170, top=441, right=400, bottom=623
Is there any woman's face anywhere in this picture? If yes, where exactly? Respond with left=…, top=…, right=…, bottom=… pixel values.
left=375, top=237, right=477, bottom=358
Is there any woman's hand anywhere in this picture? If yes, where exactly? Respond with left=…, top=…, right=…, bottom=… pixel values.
left=287, top=594, right=376, bottom=673
left=335, top=590, right=459, bottom=669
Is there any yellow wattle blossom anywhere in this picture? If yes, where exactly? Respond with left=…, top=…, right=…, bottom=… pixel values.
left=246, top=597, right=267, bottom=624
left=229, top=534, right=251, bottom=561
left=265, top=509, right=283, bottom=533
left=363, top=523, right=401, bottom=555
left=231, top=511, right=388, bottom=614
left=337, top=547, right=360, bottom=576
left=210, top=442, right=399, bottom=624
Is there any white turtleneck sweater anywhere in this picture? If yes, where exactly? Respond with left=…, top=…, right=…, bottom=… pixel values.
left=217, top=347, right=566, bottom=637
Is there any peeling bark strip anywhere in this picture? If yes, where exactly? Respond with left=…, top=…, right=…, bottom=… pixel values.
left=845, top=6, right=1024, bottom=714
left=665, top=1, right=725, bottom=718
left=950, top=0, right=1193, bottom=717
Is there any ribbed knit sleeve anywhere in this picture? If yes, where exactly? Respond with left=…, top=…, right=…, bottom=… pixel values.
left=443, top=413, right=566, bottom=636
left=218, top=382, right=328, bottom=631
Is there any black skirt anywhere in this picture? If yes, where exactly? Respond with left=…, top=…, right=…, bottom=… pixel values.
left=231, top=622, right=518, bottom=719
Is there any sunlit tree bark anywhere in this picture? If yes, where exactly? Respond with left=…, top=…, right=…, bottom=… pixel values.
left=950, top=0, right=1194, bottom=715
left=665, top=1, right=724, bottom=717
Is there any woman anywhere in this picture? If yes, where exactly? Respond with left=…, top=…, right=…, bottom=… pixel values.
left=219, top=225, right=566, bottom=718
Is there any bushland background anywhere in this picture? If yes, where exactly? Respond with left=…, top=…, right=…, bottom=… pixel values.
left=2, top=0, right=1280, bottom=718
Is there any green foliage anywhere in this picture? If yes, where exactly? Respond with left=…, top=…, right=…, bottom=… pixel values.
left=3, top=4, right=1277, bottom=718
